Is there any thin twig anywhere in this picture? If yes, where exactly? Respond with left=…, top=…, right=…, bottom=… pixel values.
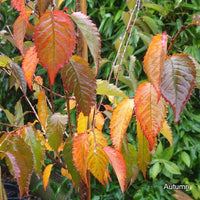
left=45, top=152, right=66, bottom=169
left=49, top=79, right=55, bottom=113
left=0, top=122, right=20, bottom=128
left=65, top=92, right=73, bottom=135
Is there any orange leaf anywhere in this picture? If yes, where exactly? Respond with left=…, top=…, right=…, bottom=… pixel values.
left=110, top=99, right=134, bottom=151
left=77, top=112, right=88, bottom=134
left=34, top=10, right=76, bottom=85
left=104, top=146, right=126, bottom=193
left=89, top=107, right=104, bottom=131
left=88, top=129, right=108, bottom=148
left=38, top=90, right=48, bottom=131
left=37, top=0, right=51, bottom=16
left=11, top=0, right=31, bottom=27
left=43, top=164, right=54, bottom=191
left=61, top=167, right=73, bottom=182
left=22, top=46, right=39, bottom=90
left=143, top=32, right=167, bottom=100
left=13, top=11, right=32, bottom=56
left=134, top=82, right=167, bottom=150
left=160, top=120, right=173, bottom=146
left=73, top=133, right=89, bottom=185
left=136, top=122, right=152, bottom=178
left=87, top=146, right=109, bottom=186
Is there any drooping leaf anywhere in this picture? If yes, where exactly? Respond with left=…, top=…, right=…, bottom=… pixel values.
left=136, top=122, right=152, bottom=178
left=61, top=55, right=96, bottom=116
left=9, top=62, right=27, bottom=95
left=143, top=3, right=166, bottom=17
left=0, top=55, right=12, bottom=68
left=121, top=140, right=139, bottom=190
left=37, top=0, right=52, bottom=16
left=11, top=0, right=31, bottom=27
left=87, top=146, right=109, bottom=185
left=63, top=136, right=81, bottom=191
left=22, top=126, right=44, bottom=175
left=72, top=133, right=89, bottom=185
left=96, top=79, right=128, bottom=98
left=142, top=16, right=158, bottom=35
left=46, top=113, right=68, bottom=153
left=88, top=129, right=108, bottom=148
left=71, top=12, right=101, bottom=74
left=22, top=46, right=39, bottom=90
left=43, top=164, right=54, bottom=191
left=110, top=99, right=134, bottom=151
left=134, top=82, right=167, bottom=150
left=38, top=90, right=48, bottom=131
left=104, top=146, right=126, bottom=193
left=5, top=150, right=30, bottom=198
left=34, top=10, right=76, bottom=85
left=160, top=120, right=173, bottom=146
left=13, top=11, right=32, bottom=56
left=14, top=99, right=24, bottom=126
left=143, top=32, right=167, bottom=100
left=161, top=53, right=196, bottom=124
left=0, top=105, right=14, bottom=125
left=77, top=112, right=88, bottom=134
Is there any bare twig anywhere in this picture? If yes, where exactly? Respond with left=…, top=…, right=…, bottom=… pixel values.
left=45, top=152, right=66, bottom=169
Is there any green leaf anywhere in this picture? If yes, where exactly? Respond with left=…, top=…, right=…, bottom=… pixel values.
left=181, top=151, right=190, bottom=167
left=143, top=3, right=166, bottom=17
left=163, top=160, right=181, bottom=175
left=0, top=55, right=12, bottom=69
left=127, top=0, right=136, bottom=10
left=161, top=147, right=174, bottom=161
left=96, top=79, right=127, bottom=98
left=14, top=99, right=24, bottom=126
left=63, top=136, right=81, bottom=191
left=61, top=55, right=96, bottom=116
left=161, top=54, right=196, bottom=124
left=0, top=105, right=14, bottom=125
left=150, top=162, right=161, bottom=179
left=46, top=113, right=68, bottom=153
left=23, top=126, right=44, bottom=175
left=142, top=16, right=158, bottom=35
left=9, top=62, right=27, bottom=95
left=71, top=12, right=101, bottom=73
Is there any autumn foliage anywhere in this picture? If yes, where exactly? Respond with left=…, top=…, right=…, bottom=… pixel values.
left=0, top=0, right=200, bottom=199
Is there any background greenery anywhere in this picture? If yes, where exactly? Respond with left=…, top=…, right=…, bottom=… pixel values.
left=0, top=0, right=200, bottom=199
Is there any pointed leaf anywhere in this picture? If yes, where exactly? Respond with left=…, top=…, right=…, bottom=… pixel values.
left=136, top=122, right=152, bottom=178
left=0, top=55, right=12, bottom=68
left=34, top=10, right=76, bottom=85
left=46, top=113, right=68, bottom=153
left=22, top=126, right=44, bottom=175
left=87, top=146, right=109, bottom=186
left=43, top=164, right=54, bottom=191
left=143, top=32, right=167, bottom=100
left=63, top=136, right=81, bottom=191
left=11, top=0, right=31, bottom=27
left=96, top=79, right=128, bottom=98
left=13, top=11, right=32, bottom=56
left=110, top=99, right=134, bottom=151
left=77, top=112, right=88, bottom=134
left=61, top=55, right=96, bottom=116
left=89, top=108, right=105, bottom=131
left=14, top=99, right=24, bottom=126
left=10, top=62, right=27, bottom=95
left=5, top=150, right=30, bottom=198
left=161, top=53, right=196, bottom=124
left=160, top=120, right=173, bottom=146
left=22, top=46, right=39, bottom=90
left=0, top=105, right=15, bottom=125
left=37, top=0, right=52, bottom=16
left=88, top=129, right=108, bottom=148
left=104, top=146, right=126, bottom=193
left=71, top=12, right=101, bottom=73
left=72, top=133, right=89, bottom=185
left=38, top=90, right=48, bottom=130
left=134, top=82, right=167, bottom=150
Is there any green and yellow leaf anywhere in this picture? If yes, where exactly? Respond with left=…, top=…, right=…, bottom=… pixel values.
left=160, top=120, right=173, bottom=146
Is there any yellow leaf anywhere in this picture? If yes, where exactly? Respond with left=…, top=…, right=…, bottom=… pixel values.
left=87, top=146, right=109, bottom=185
left=43, top=164, right=54, bottom=191
left=110, top=98, right=134, bottom=151
left=160, top=120, right=173, bottom=146
left=64, top=98, right=76, bottom=111
left=38, top=90, right=48, bottom=130
left=77, top=112, right=88, bottom=134
left=88, top=129, right=108, bottom=148
left=61, top=168, right=72, bottom=181
left=89, top=107, right=104, bottom=131
left=0, top=55, right=12, bottom=69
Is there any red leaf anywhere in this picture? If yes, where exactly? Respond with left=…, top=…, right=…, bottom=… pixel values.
left=13, top=11, right=32, bottom=56
left=110, top=99, right=134, bottom=151
left=73, top=133, right=89, bottom=185
left=161, top=53, right=196, bottom=123
left=11, top=0, right=31, bottom=27
left=34, top=10, right=76, bottom=85
left=134, top=82, right=167, bottom=150
left=136, top=122, right=152, bottom=178
left=143, top=32, right=167, bottom=100
left=22, top=46, right=39, bottom=90
left=104, top=146, right=126, bottom=193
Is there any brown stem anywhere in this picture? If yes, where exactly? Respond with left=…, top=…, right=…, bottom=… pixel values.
left=49, top=79, right=55, bottom=113
left=65, top=92, right=73, bottom=135
left=45, top=152, right=66, bottom=169
left=0, top=122, right=20, bottom=128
